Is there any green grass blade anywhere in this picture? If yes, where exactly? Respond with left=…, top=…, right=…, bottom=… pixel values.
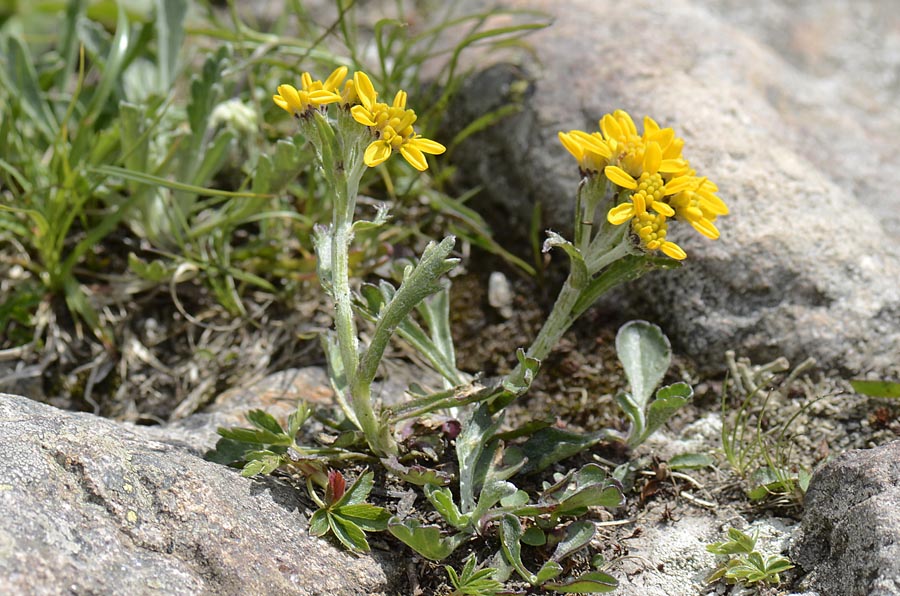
left=83, top=1, right=130, bottom=123
left=155, top=0, right=187, bottom=89
left=1, top=36, right=58, bottom=142
left=91, top=165, right=273, bottom=198
left=56, top=0, right=88, bottom=90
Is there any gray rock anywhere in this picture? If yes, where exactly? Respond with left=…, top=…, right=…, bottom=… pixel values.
left=791, top=440, right=900, bottom=596
left=0, top=393, right=401, bottom=596
left=444, top=0, right=900, bottom=375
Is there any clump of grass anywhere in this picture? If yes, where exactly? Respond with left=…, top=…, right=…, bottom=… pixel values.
left=0, top=2, right=547, bottom=417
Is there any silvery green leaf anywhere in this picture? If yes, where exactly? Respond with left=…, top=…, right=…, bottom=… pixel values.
left=155, top=0, right=188, bottom=90
left=425, top=485, right=470, bottom=530
left=517, top=427, right=612, bottom=474
left=499, top=514, right=536, bottom=585
left=615, top=320, right=671, bottom=408
left=522, top=526, right=546, bottom=546
left=668, top=452, right=715, bottom=470
left=415, top=284, right=462, bottom=385
left=536, top=560, right=563, bottom=583
left=542, top=230, right=588, bottom=284
left=632, top=382, right=692, bottom=448
left=501, top=349, right=540, bottom=395
left=552, top=520, right=595, bottom=562
left=321, top=333, right=349, bottom=407
left=615, top=392, right=645, bottom=446
left=388, top=517, right=467, bottom=561
left=351, top=203, right=391, bottom=234
left=471, top=480, right=518, bottom=522
left=543, top=571, right=618, bottom=592
left=380, top=456, right=451, bottom=486
left=457, top=404, right=502, bottom=513
left=355, top=236, right=458, bottom=390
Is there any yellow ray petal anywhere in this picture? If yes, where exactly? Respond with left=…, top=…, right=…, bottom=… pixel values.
left=648, top=127, right=674, bottom=149
left=308, top=90, right=341, bottom=105
left=354, top=72, right=378, bottom=110
left=698, top=191, right=729, bottom=215
left=614, top=110, right=637, bottom=135
left=400, top=145, right=428, bottom=171
left=558, top=131, right=584, bottom=161
left=277, top=84, right=303, bottom=111
left=364, top=141, right=392, bottom=167
left=608, top=203, right=635, bottom=225
left=273, top=95, right=291, bottom=114
left=661, top=241, right=687, bottom=260
left=659, top=158, right=686, bottom=173
left=691, top=218, right=720, bottom=239
left=663, top=138, right=684, bottom=159
left=652, top=200, right=675, bottom=217
left=324, top=66, right=348, bottom=92
left=351, top=105, right=376, bottom=127
left=604, top=166, right=637, bottom=189
left=643, top=116, right=660, bottom=135
left=601, top=113, right=624, bottom=141
left=662, top=176, right=694, bottom=195
left=632, top=192, right=646, bottom=214
left=643, top=142, right=662, bottom=175
left=410, top=136, right=446, bottom=155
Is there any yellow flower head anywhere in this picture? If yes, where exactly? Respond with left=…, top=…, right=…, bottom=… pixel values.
left=273, top=66, right=347, bottom=116
left=667, top=171, right=729, bottom=240
left=558, top=130, right=613, bottom=175
left=567, top=110, right=730, bottom=260
left=349, top=72, right=446, bottom=171
left=599, top=110, right=687, bottom=177
left=606, top=142, right=695, bottom=224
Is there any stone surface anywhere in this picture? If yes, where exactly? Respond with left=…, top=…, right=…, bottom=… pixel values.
left=0, top=393, right=401, bottom=596
left=792, top=440, right=900, bottom=596
left=615, top=513, right=797, bottom=596
left=444, top=0, right=900, bottom=376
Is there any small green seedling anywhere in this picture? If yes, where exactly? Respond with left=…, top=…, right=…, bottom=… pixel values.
left=445, top=555, right=504, bottom=596
left=706, top=527, right=794, bottom=586
left=615, top=320, right=693, bottom=449
left=307, top=469, right=390, bottom=553
left=850, top=379, right=900, bottom=399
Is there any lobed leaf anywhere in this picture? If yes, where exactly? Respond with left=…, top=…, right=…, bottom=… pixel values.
left=388, top=517, right=467, bottom=561
left=543, top=571, right=618, bottom=593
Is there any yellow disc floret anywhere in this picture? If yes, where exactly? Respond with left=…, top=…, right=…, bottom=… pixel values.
left=632, top=211, right=686, bottom=260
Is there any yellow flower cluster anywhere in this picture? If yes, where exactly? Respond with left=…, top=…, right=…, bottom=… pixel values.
left=273, top=67, right=347, bottom=115
left=273, top=68, right=445, bottom=172
left=559, top=110, right=728, bottom=260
